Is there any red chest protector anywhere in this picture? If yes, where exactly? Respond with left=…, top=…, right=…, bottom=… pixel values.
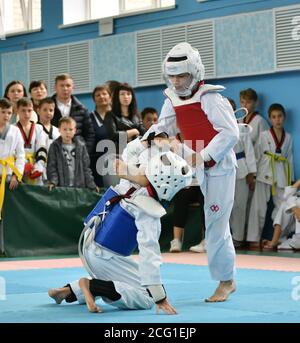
left=164, top=85, right=221, bottom=153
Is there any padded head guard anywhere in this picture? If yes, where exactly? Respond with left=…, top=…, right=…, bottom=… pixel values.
left=163, top=42, right=205, bottom=97
left=145, top=151, right=193, bottom=201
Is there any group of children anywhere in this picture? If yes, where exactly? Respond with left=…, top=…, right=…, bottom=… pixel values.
left=229, top=88, right=296, bottom=251
left=0, top=96, right=99, bottom=219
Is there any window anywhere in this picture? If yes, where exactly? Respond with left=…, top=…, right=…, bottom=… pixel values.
left=0, top=0, right=41, bottom=36
left=63, top=0, right=175, bottom=25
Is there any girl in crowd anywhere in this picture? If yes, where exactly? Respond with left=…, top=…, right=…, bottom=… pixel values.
left=4, top=80, right=37, bottom=123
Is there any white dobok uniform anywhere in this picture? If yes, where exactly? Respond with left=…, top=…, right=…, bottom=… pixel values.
left=0, top=125, right=25, bottom=179
left=247, top=129, right=294, bottom=242
left=148, top=84, right=239, bottom=281
left=69, top=142, right=167, bottom=310
left=16, top=122, right=48, bottom=185
left=238, top=113, right=269, bottom=145
left=230, top=125, right=256, bottom=241
left=273, top=187, right=300, bottom=239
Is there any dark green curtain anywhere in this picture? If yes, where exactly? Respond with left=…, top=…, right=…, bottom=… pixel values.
left=2, top=184, right=101, bottom=257
left=2, top=184, right=204, bottom=257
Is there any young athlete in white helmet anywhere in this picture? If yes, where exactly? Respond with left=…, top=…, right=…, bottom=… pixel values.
left=147, top=42, right=240, bottom=302
left=48, top=132, right=192, bottom=314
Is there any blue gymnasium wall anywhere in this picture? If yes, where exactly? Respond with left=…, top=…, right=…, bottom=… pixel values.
left=0, top=0, right=299, bottom=178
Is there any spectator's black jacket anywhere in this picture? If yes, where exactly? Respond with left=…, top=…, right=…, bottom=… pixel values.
left=51, top=95, right=95, bottom=154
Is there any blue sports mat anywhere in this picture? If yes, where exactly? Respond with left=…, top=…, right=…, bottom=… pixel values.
left=0, top=264, right=299, bottom=323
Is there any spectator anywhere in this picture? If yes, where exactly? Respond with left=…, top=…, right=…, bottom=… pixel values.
left=228, top=98, right=256, bottom=248
left=0, top=98, right=25, bottom=219
left=105, top=83, right=145, bottom=155
left=263, top=180, right=300, bottom=251
left=47, top=117, right=98, bottom=192
left=105, top=80, right=121, bottom=98
left=238, top=88, right=269, bottom=244
left=51, top=74, right=95, bottom=155
left=246, top=103, right=294, bottom=249
left=89, top=85, right=112, bottom=187
left=141, top=107, right=158, bottom=131
left=15, top=98, right=47, bottom=185
left=239, top=88, right=269, bottom=144
left=169, top=184, right=206, bottom=253
left=29, top=80, right=48, bottom=113
left=37, top=98, right=60, bottom=150
left=169, top=132, right=206, bottom=253
left=4, top=80, right=37, bottom=124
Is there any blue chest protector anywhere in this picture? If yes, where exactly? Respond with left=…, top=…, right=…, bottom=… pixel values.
left=84, top=187, right=138, bottom=256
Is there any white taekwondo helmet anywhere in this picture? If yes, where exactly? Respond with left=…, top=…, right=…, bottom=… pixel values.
left=145, top=151, right=193, bottom=201
left=163, top=42, right=205, bottom=97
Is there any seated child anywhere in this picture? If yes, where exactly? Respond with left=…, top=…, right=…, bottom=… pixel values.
left=246, top=103, right=294, bottom=249
left=263, top=179, right=300, bottom=250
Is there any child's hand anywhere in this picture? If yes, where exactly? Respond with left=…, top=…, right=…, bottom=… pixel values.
left=153, top=137, right=171, bottom=150
left=114, top=159, right=128, bottom=177
left=292, top=207, right=300, bottom=222
left=292, top=179, right=300, bottom=189
left=95, top=186, right=100, bottom=193
left=48, top=183, right=55, bottom=191
left=246, top=173, right=256, bottom=191
left=9, top=175, right=19, bottom=190
left=169, top=137, right=181, bottom=153
left=156, top=298, right=177, bottom=315
left=186, top=153, right=203, bottom=168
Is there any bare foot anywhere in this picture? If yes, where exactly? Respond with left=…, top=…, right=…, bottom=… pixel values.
left=79, top=278, right=103, bottom=313
left=48, top=287, right=71, bottom=304
left=205, top=280, right=236, bottom=302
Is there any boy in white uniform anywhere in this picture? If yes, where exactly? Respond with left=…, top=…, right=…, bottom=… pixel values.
left=48, top=133, right=192, bottom=314
left=247, top=103, right=294, bottom=247
left=239, top=88, right=269, bottom=145
left=0, top=98, right=25, bottom=219
left=37, top=98, right=60, bottom=150
left=37, top=97, right=60, bottom=183
left=228, top=99, right=257, bottom=247
left=15, top=98, right=48, bottom=185
left=146, top=42, right=239, bottom=302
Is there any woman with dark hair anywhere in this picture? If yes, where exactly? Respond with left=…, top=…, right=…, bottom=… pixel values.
left=104, top=83, right=145, bottom=155
left=4, top=80, right=37, bottom=123
left=105, top=80, right=121, bottom=97
left=29, top=80, right=48, bottom=113
left=89, top=85, right=113, bottom=187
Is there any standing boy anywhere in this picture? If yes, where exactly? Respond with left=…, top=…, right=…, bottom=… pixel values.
left=0, top=98, right=25, bottom=219
left=147, top=42, right=239, bottom=302
left=247, top=103, right=294, bottom=248
left=47, top=117, right=98, bottom=192
left=16, top=98, right=47, bottom=185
